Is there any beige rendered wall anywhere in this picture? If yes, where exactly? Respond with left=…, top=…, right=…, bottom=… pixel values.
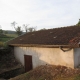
left=14, top=47, right=74, bottom=68
left=74, top=48, right=80, bottom=68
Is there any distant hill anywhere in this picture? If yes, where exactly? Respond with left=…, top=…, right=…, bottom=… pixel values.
left=3, top=30, right=16, bottom=34
left=3, top=30, right=25, bottom=34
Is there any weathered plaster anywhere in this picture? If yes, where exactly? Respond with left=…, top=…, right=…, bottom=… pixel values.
left=14, top=47, right=74, bottom=68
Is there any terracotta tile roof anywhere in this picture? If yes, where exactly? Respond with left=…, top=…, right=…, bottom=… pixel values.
left=8, top=25, right=80, bottom=47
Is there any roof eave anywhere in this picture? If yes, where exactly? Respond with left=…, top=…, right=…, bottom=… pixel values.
left=8, top=44, right=79, bottom=48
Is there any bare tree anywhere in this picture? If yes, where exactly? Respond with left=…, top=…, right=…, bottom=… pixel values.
left=23, top=24, right=37, bottom=32
left=11, top=22, right=37, bottom=35
left=28, top=27, right=36, bottom=32
left=23, top=24, right=29, bottom=33
left=39, top=28, right=46, bottom=31
left=28, top=27, right=34, bottom=32
left=28, top=26, right=37, bottom=32
left=11, top=21, right=17, bottom=30
left=11, top=21, right=22, bottom=36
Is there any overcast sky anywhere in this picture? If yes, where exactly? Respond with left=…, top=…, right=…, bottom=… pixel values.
left=0, top=0, right=80, bottom=31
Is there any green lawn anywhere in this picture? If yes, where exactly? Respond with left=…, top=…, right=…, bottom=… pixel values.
left=6, top=34, right=18, bottom=37
left=0, top=37, right=14, bottom=42
left=0, top=34, right=17, bottom=47
left=0, top=34, right=17, bottom=42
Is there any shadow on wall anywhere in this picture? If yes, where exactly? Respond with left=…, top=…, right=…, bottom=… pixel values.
left=14, top=47, right=62, bottom=69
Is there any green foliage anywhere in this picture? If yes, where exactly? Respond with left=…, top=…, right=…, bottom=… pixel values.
left=16, top=26, right=22, bottom=36
left=1, top=37, right=13, bottom=42
left=76, top=19, right=80, bottom=26
left=11, top=21, right=22, bottom=36
left=0, top=41, right=4, bottom=47
left=74, top=75, right=80, bottom=80
left=0, top=29, right=3, bottom=34
left=0, top=35, right=14, bottom=42
left=0, top=33, right=17, bottom=48
left=0, top=41, right=9, bottom=48
left=4, top=31, right=8, bottom=34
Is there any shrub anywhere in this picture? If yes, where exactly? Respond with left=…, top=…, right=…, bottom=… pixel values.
left=0, top=41, right=4, bottom=47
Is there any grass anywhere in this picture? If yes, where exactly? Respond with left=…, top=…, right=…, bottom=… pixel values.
left=6, top=34, right=18, bottom=37
left=0, top=33, right=17, bottom=47
left=0, top=37, right=14, bottom=42
left=0, top=34, right=17, bottom=42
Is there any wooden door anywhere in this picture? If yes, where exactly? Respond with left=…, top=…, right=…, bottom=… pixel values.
left=24, top=55, right=32, bottom=72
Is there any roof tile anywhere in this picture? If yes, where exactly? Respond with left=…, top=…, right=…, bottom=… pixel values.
left=8, top=26, right=80, bottom=46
